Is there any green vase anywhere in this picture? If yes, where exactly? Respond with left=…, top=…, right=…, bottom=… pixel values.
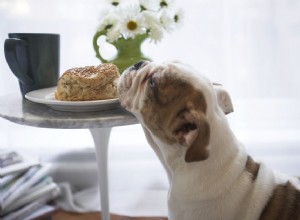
left=93, top=31, right=151, bottom=73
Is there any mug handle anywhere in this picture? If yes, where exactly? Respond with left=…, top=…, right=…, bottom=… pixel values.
left=93, top=30, right=109, bottom=64
left=4, top=38, right=34, bottom=85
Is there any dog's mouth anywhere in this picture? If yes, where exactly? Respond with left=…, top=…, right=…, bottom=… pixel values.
left=121, top=71, right=134, bottom=91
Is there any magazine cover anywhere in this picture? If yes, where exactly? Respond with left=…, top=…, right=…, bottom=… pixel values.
left=0, top=150, right=40, bottom=177
left=1, top=165, right=52, bottom=211
left=0, top=173, right=20, bottom=188
left=4, top=179, right=58, bottom=214
left=2, top=188, right=60, bottom=220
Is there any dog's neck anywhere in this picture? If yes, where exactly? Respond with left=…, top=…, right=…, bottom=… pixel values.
left=144, top=110, right=248, bottom=200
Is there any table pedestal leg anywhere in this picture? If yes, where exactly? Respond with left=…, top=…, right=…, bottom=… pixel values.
left=89, top=128, right=112, bottom=220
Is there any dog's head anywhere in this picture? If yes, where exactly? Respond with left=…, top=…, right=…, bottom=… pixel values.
left=117, top=60, right=233, bottom=163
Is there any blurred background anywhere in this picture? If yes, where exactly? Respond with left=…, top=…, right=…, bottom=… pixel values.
left=0, top=0, right=300, bottom=215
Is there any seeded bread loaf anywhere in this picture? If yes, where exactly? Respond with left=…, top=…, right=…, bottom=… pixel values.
left=54, top=63, right=120, bottom=101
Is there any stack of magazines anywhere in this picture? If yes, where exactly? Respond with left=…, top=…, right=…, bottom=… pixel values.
left=0, top=150, right=61, bottom=220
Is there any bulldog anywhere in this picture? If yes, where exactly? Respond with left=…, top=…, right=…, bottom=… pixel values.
left=117, top=60, right=300, bottom=220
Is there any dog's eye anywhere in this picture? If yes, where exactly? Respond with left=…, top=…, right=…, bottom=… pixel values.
left=148, top=76, right=156, bottom=88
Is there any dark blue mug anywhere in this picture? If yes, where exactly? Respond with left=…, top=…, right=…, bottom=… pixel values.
left=4, top=33, right=60, bottom=97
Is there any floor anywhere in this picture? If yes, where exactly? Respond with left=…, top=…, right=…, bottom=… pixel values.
left=52, top=211, right=168, bottom=220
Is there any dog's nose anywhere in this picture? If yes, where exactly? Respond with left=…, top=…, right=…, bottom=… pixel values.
left=132, top=60, right=145, bottom=70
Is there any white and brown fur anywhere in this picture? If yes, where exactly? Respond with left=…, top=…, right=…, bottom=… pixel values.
left=117, top=60, right=300, bottom=220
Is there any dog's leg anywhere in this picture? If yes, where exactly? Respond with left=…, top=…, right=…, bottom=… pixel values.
left=142, top=126, right=172, bottom=182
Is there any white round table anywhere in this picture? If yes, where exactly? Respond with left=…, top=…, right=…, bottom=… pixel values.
left=0, top=95, right=138, bottom=220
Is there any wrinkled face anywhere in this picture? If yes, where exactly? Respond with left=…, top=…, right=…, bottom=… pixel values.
left=118, top=61, right=217, bottom=162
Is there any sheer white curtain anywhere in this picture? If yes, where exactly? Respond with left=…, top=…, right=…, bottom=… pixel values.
left=0, top=0, right=300, bottom=174
left=1, top=0, right=300, bottom=98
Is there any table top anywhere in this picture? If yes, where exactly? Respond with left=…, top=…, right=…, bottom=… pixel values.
left=0, top=95, right=138, bottom=129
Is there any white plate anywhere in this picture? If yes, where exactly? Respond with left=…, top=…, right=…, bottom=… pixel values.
left=25, top=87, right=120, bottom=112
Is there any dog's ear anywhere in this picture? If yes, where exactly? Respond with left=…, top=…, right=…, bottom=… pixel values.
left=213, top=83, right=234, bottom=115
left=173, top=106, right=210, bottom=162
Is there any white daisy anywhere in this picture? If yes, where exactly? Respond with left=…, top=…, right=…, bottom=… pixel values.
left=94, top=0, right=183, bottom=44
left=106, top=25, right=122, bottom=42
left=121, top=17, right=146, bottom=39
left=97, top=13, right=120, bottom=32
left=142, top=10, right=161, bottom=30
left=118, top=3, right=141, bottom=18
left=141, top=11, right=162, bottom=40
left=159, top=9, right=174, bottom=32
left=139, top=0, right=160, bottom=11
left=119, top=4, right=146, bottom=39
left=107, top=0, right=120, bottom=6
left=148, top=25, right=164, bottom=42
left=173, top=8, right=184, bottom=27
left=159, top=0, right=174, bottom=9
